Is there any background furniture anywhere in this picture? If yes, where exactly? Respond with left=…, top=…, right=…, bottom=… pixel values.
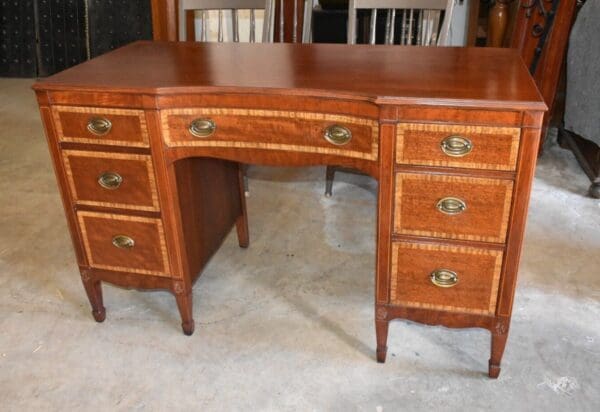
left=0, top=0, right=152, bottom=77
left=34, top=41, right=545, bottom=378
left=559, top=0, right=600, bottom=198
left=178, top=0, right=275, bottom=42
left=509, top=0, right=579, bottom=149
left=347, top=0, right=455, bottom=45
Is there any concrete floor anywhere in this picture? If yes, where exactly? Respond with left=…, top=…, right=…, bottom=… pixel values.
left=0, top=78, right=599, bottom=411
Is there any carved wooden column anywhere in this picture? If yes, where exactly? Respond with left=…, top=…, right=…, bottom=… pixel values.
left=151, top=0, right=177, bottom=41
left=488, top=0, right=515, bottom=46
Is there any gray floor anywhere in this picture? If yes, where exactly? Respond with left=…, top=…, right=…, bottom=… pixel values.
left=1, top=78, right=599, bottom=411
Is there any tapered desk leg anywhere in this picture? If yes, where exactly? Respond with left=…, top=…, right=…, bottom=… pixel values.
left=236, top=163, right=250, bottom=248
left=80, top=271, right=105, bottom=322
left=175, top=289, right=195, bottom=336
left=489, top=320, right=509, bottom=378
left=376, top=319, right=389, bottom=363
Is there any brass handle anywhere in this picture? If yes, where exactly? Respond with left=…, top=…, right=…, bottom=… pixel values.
left=87, top=117, right=112, bottom=136
left=440, top=135, right=472, bottom=157
left=189, top=118, right=216, bottom=138
left=436, top=197, right=467, bottom=215
left=324, top=124, right=352, bottom=146
left=97, top=172, right=123, bottom=190
left=430, top=269, right=459, bottom=288
left=112, top=235, right=135, bottom=250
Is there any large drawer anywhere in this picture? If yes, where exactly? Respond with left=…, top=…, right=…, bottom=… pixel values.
left=390, top=241, right=503, bottom=315
left=160, top=108, right=379, bottom=161
left=62, top=150, right=160, bottom=212
left=396, top=123, right=520, bottom=171
left=52, top=106, right=149, bottom=147
left=77, top=211, right=170, bottom=276
left=394, top=173, right=514, bottom=243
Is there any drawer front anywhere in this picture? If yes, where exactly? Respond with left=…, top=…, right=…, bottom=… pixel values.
left=390, top=241, right=503, bottom=315
left=77, top=212, right=170, bottom=276
left=394, top=173, right=513, bottom=243
left=161, top=108, right=379, bottom=160
left=396, top=123, right=520, bottom=171
left=52, top=106, right=148, bottom=147
left=63, top=151, right=159, bottom=212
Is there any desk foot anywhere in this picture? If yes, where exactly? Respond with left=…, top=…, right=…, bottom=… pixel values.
left=92, top=308, right=106, bottom=323
left=236, top=215, right=249, bottom=248
left=489, top=321, right=509, bottom=379
left=375, top=317, right=389, bottom=363
left=182, top=320, right=195, bottom=336
left=81, top=271, right=105, bottom=323
left=488, top=361, right=501, bottom=379
left=175, top=289, right=194, bottom=336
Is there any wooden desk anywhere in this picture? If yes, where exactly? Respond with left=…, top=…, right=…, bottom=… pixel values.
left=33, top=41, right=546, bottom=378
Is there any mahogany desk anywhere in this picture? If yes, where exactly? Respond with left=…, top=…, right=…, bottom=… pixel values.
left=33, top=41, right=546, bottom=378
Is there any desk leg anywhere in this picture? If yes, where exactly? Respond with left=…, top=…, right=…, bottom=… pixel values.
left=236, top=163, right=249, bottom=248
left=174, top=285, right=195, bottom=336
left=376, top=318, right=389, bottom=363
left=80, top=270, right=105, bottom=322
left=489, top=318, right=510, bottom=378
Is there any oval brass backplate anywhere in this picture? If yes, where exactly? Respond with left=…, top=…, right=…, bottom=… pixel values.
left=440, top=135, right=473, bottom=157
left=430, top=269, right=458, bottom=288
left=189, top=118, right=216, bottom=138
left=87, top=117, right=112, bottom=136
left=112, top=235, right=135, bottom=250
left=97, top=172, right=123, bottom=190
left=324, top=124, right=352, bottom=146
left=436, top=197, right=467, bottom=215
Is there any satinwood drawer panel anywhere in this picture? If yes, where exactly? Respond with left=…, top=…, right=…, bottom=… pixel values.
left=77, top=212, right=170, bottom=277
left=390, top=241, right=504, bottom=315
left=52, top=106, right=149, bottom=147
left=62, top=151, right=160, bottom=212
left=394, top=173, right=514, bottom=243
left=396, top=123, right=520, bottom=171
left=161, top=108, right=379, bottom=161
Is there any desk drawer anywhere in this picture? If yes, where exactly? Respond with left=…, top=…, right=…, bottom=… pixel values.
left=161, top=108, right=379, bottom=160
left=63, top=150, right=159, bottom=212
left=390, top=241, right=503, bottom=315
left=394, top=173, right=513, bottom=243
left=396, top=123, right=520, bottom=171
left=77, top=211, right=170, bottom=276
left=52, top=106, right=149, bottom=147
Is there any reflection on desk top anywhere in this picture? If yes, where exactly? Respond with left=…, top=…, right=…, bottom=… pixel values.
left=34, top=41, right=546, bottom=110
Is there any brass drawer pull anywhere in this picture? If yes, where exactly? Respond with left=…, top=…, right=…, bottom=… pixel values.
left=97, top=172, right=123, bottom=190
left=324, top=124, right=352, bottom=145
left=87, top=117, right=112, bottom=136
left=430, top=269, right=458, bottom=288
left=112, top=235, right=135, bottom=250
left=189, top=118, right=216, bottom=138
left=440, top=135, right=472, bottom=157
left=436, top=197, right=467, bottom=215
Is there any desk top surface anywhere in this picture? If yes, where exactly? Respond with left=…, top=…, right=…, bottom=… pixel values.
left=34, top=41, right=546, bottom=110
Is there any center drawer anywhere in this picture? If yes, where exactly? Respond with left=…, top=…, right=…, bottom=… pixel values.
left=394, top=173, right=514, bottom=243
left=390, top=241, right=504, bottom=315
left=62, top=150, right=160, bottom=212
left=160, top=108, right=379, bottom=160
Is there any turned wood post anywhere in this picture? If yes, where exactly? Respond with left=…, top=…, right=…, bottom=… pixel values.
left=487, top=0, right=513, bottom=47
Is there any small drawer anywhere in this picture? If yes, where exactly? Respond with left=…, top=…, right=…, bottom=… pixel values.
left=396, top=123, right=520, bottom=171
left=394, top=173, right=513, bottom=243
left=77, top=211, right=170, bottom=276
left=160, top=108, right=379, bottom=161
left=63, top=150, right=159, bottom=212
left=390, top=241, right=503, bottom=315
left=52, top=106, right=148, bottom=147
